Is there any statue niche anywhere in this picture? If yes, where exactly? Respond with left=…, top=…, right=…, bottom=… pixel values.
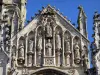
left=45, top=22, right=53, bottom=38
left=36, top=28, right=43, bottom=66
left=29, top=39, right=34, bottom=53
left=64, top=34, right=71, bottom=67
left=55, top=31, right=62, bottom=51
left=37, top=30, right=43, bottom=55
left=45, top=39, right=52, bottom=56
left=55, top=26, right=62, bottom=66
left=27, top=39, right=34, bottom=67
left=18, top=42, right=25, bottom=65
left=82, top=46, right=88, bottom=70
left=74, top=42, right=81, bottom=64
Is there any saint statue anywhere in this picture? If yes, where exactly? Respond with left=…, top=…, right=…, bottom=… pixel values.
left=29, top=40, right=34, bottom=52
left=11, top=46, right=16, bottom=68
left=46, top=22, right=52, bottom=38
left=37, top=31, right=42, bottom=54
left=28, top=55, right=32, bottom=66
left=19, top=42, right=24, bottom=60
left=74, top=42, right=80, bottom=63
left=65, top=37, right=70, bottom=53
left=55, top=31, right=61, bottom=50
left=45, top=39, right=52, bottom=56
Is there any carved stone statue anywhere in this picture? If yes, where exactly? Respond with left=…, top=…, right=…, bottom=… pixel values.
left=74, top=42, right=80, bottom=64
left=55, top=31, right=61, bottom=50
left=11, top=46, right=16, bottom=68
left=46, top=39, right=52, bottom=56
left=29, top=40, right=34, bottom=52
left=65, top=37, right=70, bottom=53
left=46, top=23, right=52, bottom=38
left=18, top=42, right=24, bottom=60
left=28, top=55, right=32, bottom=66
left=37, top=31, right=42, bottom=54
left=66, top=54, right=70, bottom=67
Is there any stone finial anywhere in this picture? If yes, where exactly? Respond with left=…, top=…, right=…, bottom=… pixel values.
left=78, top=5, right=83, bottom=10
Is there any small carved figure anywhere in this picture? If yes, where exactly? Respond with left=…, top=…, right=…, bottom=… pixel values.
left=28, top=55, right=32, bottom=66
left=66, top=54, right=70, bottom=67
left=29, top=40, right=34, bottom=52
left=11, top=46, right=16, bottom=68
left=46, top=39, right=52, bottom=56
left=37, top=31, right=42, bottom=54
left=65, top=37, right=70, bottom=52
left=74, top=42, right=80, bottom=64
left=55, top=31, right=61, bottom=50
left=46, top=23, right=52, bottom=37
left=19, top=43, right=24, bottom=59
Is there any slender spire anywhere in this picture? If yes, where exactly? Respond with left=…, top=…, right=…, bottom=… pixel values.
left=77, top=5, right=87, bottom=38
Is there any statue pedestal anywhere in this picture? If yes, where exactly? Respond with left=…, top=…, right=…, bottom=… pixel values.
left=17, top=57, right=25, bottom=65
left=43, top=56, right=55, bottom=66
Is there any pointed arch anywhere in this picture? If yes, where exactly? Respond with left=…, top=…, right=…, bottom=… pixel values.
left=64, top=30, right=71, bottom=67
left=17, top=36, right=25, bottom=65
left=36, top=26, right=43, bottom=66
left=19, top=36, right=25, bottom=45
left=27, top=31, right=35, bottom=66
left=55, top=25, right=63, bottom=66
left=73, top=36, right=81, bottom=65
left=73, top=36, right=81, bottom=45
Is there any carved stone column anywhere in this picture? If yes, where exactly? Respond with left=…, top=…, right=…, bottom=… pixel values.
left=71, top=36, right=74, bottom=66
left=62, top=32, right=65, bottom=66
left=34, top=30, right=37, bottom=66
left=80, top=36, right=83, bottom=66
left=53, top=30, right=56, bottom=66
left=16, top=38, right=19, bottom=66
left=25, top=35, right=28, bottom=66
left=43, top=26, right=46, bottom=66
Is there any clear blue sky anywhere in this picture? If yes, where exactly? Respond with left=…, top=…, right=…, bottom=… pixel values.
left=26, top=0, right=100, bottom=68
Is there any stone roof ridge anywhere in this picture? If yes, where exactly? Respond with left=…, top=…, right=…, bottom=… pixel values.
left=26, top=4, right=69, bottom=26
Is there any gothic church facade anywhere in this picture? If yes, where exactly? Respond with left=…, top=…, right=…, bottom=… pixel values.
left=0, top=0, right=90, bottom=75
